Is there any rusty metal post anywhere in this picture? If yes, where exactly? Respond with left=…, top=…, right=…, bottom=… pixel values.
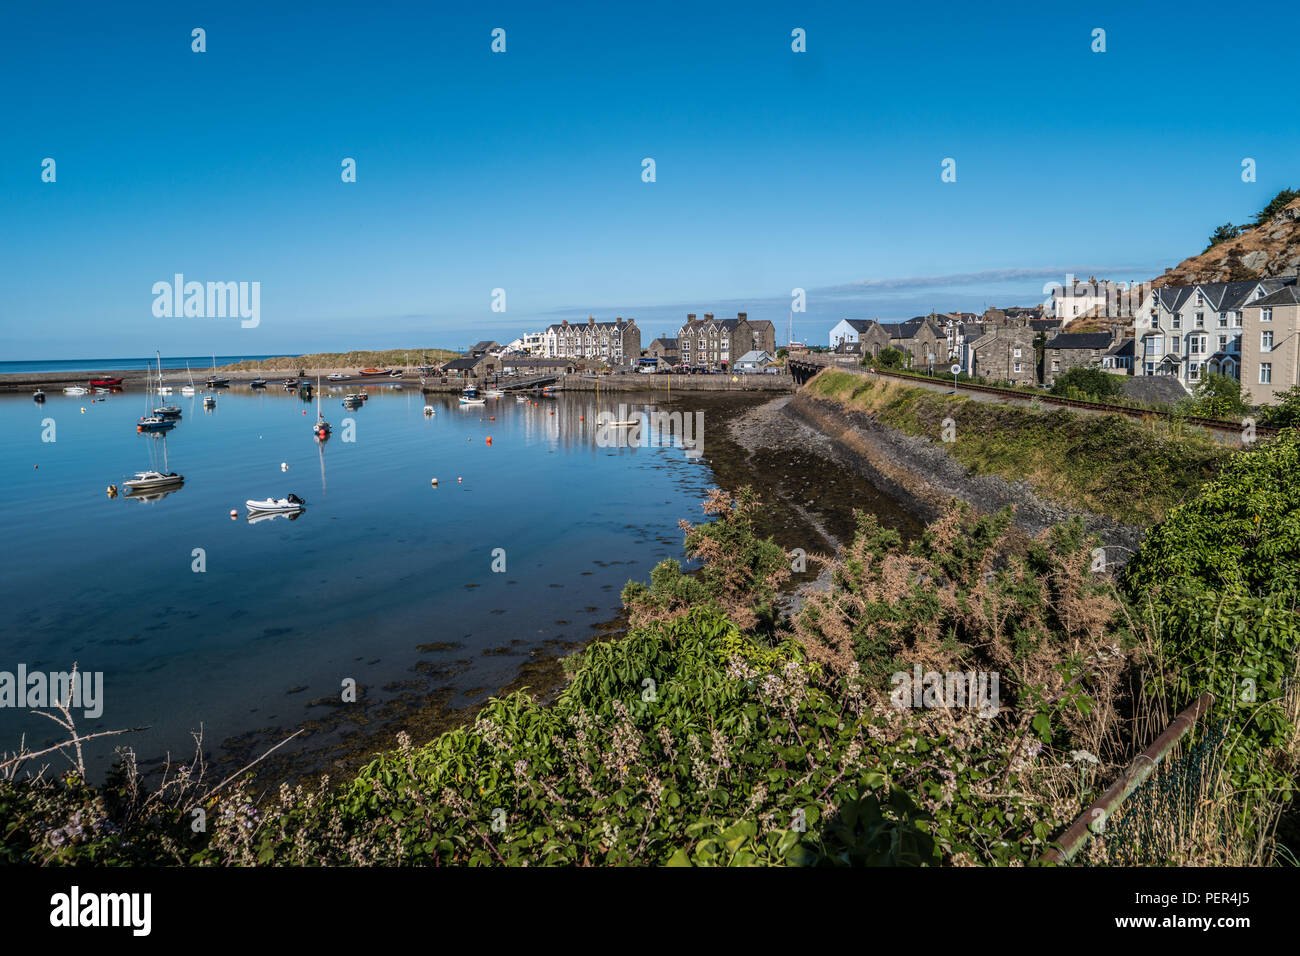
left=1038, top=692, right=1214, bottom=865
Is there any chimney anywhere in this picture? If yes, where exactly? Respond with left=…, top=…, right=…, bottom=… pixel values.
left=704, top=312, right=714, bottom=321
left=737, top=312, right=747, bottom=321
left=687, top=313, right=696, bottom=321
left=588, top=316, right=595, bottom=326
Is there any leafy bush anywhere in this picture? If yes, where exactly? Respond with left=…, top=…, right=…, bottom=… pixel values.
left=1050, top=366, right=1122, bottom=400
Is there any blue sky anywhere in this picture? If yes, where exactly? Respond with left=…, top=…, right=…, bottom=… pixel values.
left=2, top=0, right=1298, bottom=358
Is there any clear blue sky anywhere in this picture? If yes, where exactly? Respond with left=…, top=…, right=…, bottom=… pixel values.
left=2, top=0, right=1297, bottom=358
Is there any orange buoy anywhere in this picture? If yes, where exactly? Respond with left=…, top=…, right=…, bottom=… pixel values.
left=489, top=416, right=495, bottom=421
left=486, top=436, right=492, bottom=445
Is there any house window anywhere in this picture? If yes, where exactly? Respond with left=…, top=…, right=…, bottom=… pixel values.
left=1261, top=330, right=1273, bottom=352
left=1014, top=362, right=1022, bottom=373
left=1171, top=335, right=1180, bottom=352
left=1260, top=363, right=1272, bottom=384
left=1189, top=363, right=1201, bottom=381
left=1218, top=312, right=1228, bottom=328
left=1145, top=362, right=1155, bottom=375
left=1149, top=336, right=1163, bottom=354
left=1218, top=335, right=1228, bottom=350
left=1262, top=308, right=1273, bottom=322
left=1232, top=311, right=1242, bottom=327
left=1194, top=312, right=1204, bottom=328
left=1196, top=292, right=1204, bottom=305
left=1172, top=314, right=1182, bottom=329
left=1013, top=347, right=1022, bottom=358
left=1051, top=359, right=1060, bottom=371
left=1191, top=336, right=1204, bottom=355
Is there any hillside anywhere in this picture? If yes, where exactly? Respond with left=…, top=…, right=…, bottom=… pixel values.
left=222, top=348, right=459, bottom=371
left=1154, top=194, right=1300, bottom=287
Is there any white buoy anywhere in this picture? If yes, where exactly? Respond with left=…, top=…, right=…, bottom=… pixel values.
left=281, top=462, right=289, bottom=471
left=230, top=509, right=237, bottom=519
left=431, top=478, right=439, bottom=486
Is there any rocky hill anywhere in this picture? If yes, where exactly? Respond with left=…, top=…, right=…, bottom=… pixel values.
left=1154, top=193, right=1300, bottom=287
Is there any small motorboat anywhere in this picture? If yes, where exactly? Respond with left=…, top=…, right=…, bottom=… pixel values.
left=358, top=368, right=393, bottom=377
left=33, top=390, right=45, bottom=403
left=515, top=394, right=528, bottom=403
left=389, top=369, right=404, bottom=378
left=422, top=405, right=434, bottom=415
left=89, top=377, right=123, bottom=388
left=180, top=385, right=196, bottom=396
left=246, top=494, right=306, bottom=514
left=154, top=404, right=182, bottom=418
left=249, top=378, right=268, bottom=388
left=484, top=389, right=503, bottom=398
left=205, top=376, right=230, bottom=388
left=280, top=378, right=299, bottom=388
left=64, top=386, right=89, bottom=395
left=122, top=470, right=184, bottom=492
left=137, top=415, right=176, bottom=432
left=327, top=372, right=347, bottom=381
left=203, top=395, right=217, bottom=409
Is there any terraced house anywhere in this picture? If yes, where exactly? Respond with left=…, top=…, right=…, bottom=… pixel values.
left=1241, top=285, right=1300, bottom=404
left=1134, top=277, right=1299, bottom=387
left=677, top=312, right=777, bottom=369
left=542, top=316, right=641, bottom=367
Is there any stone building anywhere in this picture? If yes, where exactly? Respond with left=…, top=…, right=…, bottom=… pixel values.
left=542, top=317, right=641, bottom=367
left=965, top=323, right=1038, bottom=385
left=646, top=337, right=680, bottom=364
left=677, top=312, right=777, bottom=369
left=879, top=316, right=945, bottom=370
left=1042, top=329, right=1123, bottom=386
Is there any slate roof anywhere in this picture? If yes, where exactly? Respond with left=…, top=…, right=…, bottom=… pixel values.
left=1045, top=332, right=1113, bottom=351
left=1247, top=285, right=1300, bottom=308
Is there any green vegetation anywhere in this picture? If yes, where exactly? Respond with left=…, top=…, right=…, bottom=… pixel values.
left=806, top=370, right=1228, bottom=525
left=223, top=348, right=460, bottom=371
left=873, top=346, right=906, bottom=369
left=1050, top=366, right=1123, bottom=401
left=1177, top=373, right=1249, bottom=421
left=1, top=417, right=1295, bottom=867
left=1205, top=223, right=1242, bottom=251
left=1258, top=385, right=1300, bottom=429
left=1203, top=187, right=1298, bottom=250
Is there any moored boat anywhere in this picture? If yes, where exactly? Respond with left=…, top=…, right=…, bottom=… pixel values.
left=250, top=378, right=268, bottom=388
left=63, top=386, right=88, bottom=395
left=33, top=390, right=45, bottom=402
left=358, top=368, right=393, bottom=376
left=246, top=494, right=306, bottom=513
left=203, top=395, right=217, bottom=409
left=122, top=469, right=183, bottom=492
left=137, top=415, right=176, bottom=432
left=88, top=377, right=123, bottom=388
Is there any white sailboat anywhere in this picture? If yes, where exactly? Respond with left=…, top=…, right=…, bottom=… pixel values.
left=181, top=362, right=196, bottom=396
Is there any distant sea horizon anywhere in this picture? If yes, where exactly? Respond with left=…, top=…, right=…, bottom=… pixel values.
left=0, top=355, right=291, bottom=375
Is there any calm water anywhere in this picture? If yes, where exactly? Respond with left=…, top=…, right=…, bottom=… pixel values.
left=0, top=385, right=722, bottom=777
left=0, top=356, right=282, bottom=375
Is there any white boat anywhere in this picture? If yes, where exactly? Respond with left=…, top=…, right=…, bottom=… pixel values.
left=123, top=470, right=184, bottom=492
left=459, top=396, right=486, bottom=405
left=181, top=362, right=196, bottom=396
left=203, top=395, right=216, bottom=408
left=484, top=389, right=503, bottom=398
left=246, top=494, right=306, bottom=514
left=327, top=373, right=347, bottom=381
left=515, top=394, right=529, bottom=402
left=63, top=386, right=88, bottom=395
left=423, top=405, right=435, bottom=415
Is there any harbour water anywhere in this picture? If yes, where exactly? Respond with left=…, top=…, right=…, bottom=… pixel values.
left=0, top=384, right=727, bottom=778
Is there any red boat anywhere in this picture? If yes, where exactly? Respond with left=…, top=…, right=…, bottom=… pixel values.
left=89, top=376, right=123, bottom=387
left=357, top=368, right=392, bottom=376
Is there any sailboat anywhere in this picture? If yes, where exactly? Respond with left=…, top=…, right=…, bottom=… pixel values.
left=153, top=352, right=182, bottom=418
left=181, top=362, right=196, bottom=396
left=138, top=357, right=176, bottom=431
left=206, top=353, right=230, bottom=388
left=123, top=431, right=183, bottom=495
left=313, top=376, right=331, bottom=439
